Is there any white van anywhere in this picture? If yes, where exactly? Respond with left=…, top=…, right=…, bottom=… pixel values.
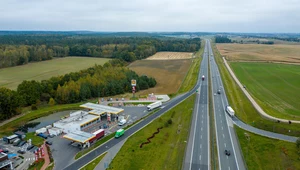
left=226, top=106, right=235, bottom=117
left=118, top=119, right=127, bottom=126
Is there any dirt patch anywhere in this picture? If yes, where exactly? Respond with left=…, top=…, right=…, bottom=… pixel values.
left=217, top=44, right=300, bottom=63
left=129, top=59, right=192, bottom=95
left=146, top=52, right=193, bottom=60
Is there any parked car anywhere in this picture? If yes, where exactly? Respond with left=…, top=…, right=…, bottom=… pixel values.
left=118, top=119, right=127, bottom=126
left=27, top=145, right=34, bottom=151
left=37, top=133, right=48, bottom=139
left=46, top=141, right=52, bottom=145
left=17, top=150, right=25, bottom=154
left=18, top=141, right=26, bottom=147
left=116, top=98, right=119, bottom=101
left=225, top=150, right=231, bottom=156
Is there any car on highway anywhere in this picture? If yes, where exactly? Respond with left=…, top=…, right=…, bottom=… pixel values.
left=217, top=89, right=221, bottom=94
left=115, top=129, right=125, bottom=138
left=225, top=149, right=231, bottom=156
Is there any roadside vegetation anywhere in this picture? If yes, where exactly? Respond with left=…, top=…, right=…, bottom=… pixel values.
left=107, top=95, right=195, bottom=170
left=28, top=158, right=45, bottom=170
left=212, top=42, right=300, bottom=136
left=178, top=40, right=204, bottom=94
left=230, top=62, right=300, bottom=120
left=80, top=152, right=107, bottom=170
left=236, top=126, right=300, bottom=170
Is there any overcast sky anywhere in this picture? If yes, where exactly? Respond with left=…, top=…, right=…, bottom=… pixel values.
left=0, top=0, right=300, bottom=33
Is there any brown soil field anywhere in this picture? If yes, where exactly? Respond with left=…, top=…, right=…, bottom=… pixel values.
left=146, top=52, right=193, bottom=60
left=217, top=44, right=300, bottom=63
left=128, top=59, right=192, bottom=95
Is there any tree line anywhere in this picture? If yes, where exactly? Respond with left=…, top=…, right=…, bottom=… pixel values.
left=0, top=35, right=201, bottom=68
left=215, top=36, right=232, bottom=43
left=0, top=59, right=156, bottom=121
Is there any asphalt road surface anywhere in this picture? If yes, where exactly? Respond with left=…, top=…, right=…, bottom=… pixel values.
left=208, top=40, right=246, bottom=170
left=183, top=39, right=210, bottom=170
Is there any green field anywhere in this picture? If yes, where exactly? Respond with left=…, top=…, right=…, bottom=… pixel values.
left=0, top=57, right=110, bottom=90
left=107, top=95, right=195, bottom=170
left=230, top=62, right=300, bottom=120
left=236, top=126, right=300, bottom=170
left=212, top=42, right=300, bottom=137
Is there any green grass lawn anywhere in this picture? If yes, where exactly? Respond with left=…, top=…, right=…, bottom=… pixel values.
left=107, top=94, right=195, bottom=170
left=25, top=132, right=45, bottom=146
left=212, top=43, right=300, bottom=137
left=0, top=57, right=110, bottom=90
left=230, top=62, right=300, bottom=120
left=236, top=126, right=300, bottom=170
left=80, top=152, right=107, bottom=170
left=28, top=158, right=45, bottom=170
left=178, top=40, right=204, bottom=94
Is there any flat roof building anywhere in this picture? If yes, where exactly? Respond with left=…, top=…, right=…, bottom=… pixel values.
left=80, top=102, right=124, bottom=116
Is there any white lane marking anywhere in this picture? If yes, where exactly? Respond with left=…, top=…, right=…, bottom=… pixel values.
left=201, top=127, right=203, bottom=131
left=201, top=135, right=202, bottom=139
left=200, top=144, right=202, bottom=149
left=223, top=134, right=225, bottom=138
left=229, top=167, right=231, bottom=170
left=201, top=120, right=203, bottom=124
left=221, top=120, right=222, bottom=123
left=222, top=126, right=223, bottom=130
left=224, top=143, right=227, bottom=147
left=189, top=81, right=202, bottom=170
left=202, top=115, right=203, bottom=118
left=200, top=155, right=202, bottom=161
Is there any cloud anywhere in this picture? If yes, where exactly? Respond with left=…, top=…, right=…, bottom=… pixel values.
left=0, top=0, right=299, bottom=32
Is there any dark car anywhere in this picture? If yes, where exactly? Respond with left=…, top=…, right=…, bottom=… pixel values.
left=0, top=149, right=9, bottom=153
left=46, top=141, right=52, bottom=145
left=27, top=145, right=34, bottom=151
left=217, top=89, right=221, bottom=94
left=116, top=98, right=119, bottom=101
left=18, top=141, right=26, bottom=147
left=17, top=150, right=25, bottom=154
left=225, top=150, right=231, bottom=156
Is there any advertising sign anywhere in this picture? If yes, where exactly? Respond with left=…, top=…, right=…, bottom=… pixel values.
left=131, top=79, right=136, bottom=86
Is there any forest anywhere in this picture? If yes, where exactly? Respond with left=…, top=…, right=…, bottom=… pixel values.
left=0, top=59, right=156, bottom=121
left=0, top=35, right=201, bottom=68
left=215, top=36, right=232, bottom=43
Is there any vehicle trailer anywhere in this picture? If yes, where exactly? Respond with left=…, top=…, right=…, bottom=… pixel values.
left=89, top=129, right=105, bottom=143
left=225, top=106, right=235, bottom=117
left=147, top=101, right=162, bottom=111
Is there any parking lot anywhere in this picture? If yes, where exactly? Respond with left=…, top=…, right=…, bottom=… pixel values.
left=0, top=139, right=36, bottom=170
left=51, top=105, right=149, bottom=170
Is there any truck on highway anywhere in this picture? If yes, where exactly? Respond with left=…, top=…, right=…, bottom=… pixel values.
left=115, top=129, right=125, bottom=138
left=226, top=106, right=235, bottom=117
left=147, top=101, right=162, bottom=111
left=202, top=75, right=205, bottom=81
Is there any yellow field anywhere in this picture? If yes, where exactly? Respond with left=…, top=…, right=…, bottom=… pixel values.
left=146, top=52, right=193, bottom=60
left=217, top=44, right=300, bottom=63
left=129, top=59, right=192, bottom=94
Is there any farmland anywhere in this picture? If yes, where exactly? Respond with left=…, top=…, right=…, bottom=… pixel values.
left=230, top=62, right=300, bottom=120
left=236, top=126, right=300, bottom=170
left=129, top=59, right=192, bottom=94
left=0, top=57, right=110, bottom=90
left=146, top=52, right=193, bottom=60
left=217, top=44, right=300, bottom=63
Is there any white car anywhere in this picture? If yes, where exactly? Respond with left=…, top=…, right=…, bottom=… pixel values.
left=118, top=119, right=127, bottom=126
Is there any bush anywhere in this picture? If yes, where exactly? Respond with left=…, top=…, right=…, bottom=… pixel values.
left=48, top=98, right=55, bottom=106
left=168, top=119, right=173, bottom=125
left=31, top=104, right=37, bottom=110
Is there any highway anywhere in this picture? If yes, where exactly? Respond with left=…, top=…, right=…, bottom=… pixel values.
left=208, top=40, right=246, bottom=170
left=183, top=40, right=210, bottom=170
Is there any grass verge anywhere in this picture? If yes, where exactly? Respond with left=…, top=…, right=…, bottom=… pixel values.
left=25, top=132, right=44, bottom=146
left=235, top=126, right=300, bottom=170
left=80, top=152, right=107, bottom=170
left=178, top=40, right=204, bottom=94
left=28, top=158, right=44, bottom=170
left=212, top=42, right=300, bottom=136
left=107, top=94, right=195, bottom=170
left=45, top=163, right=54, bottom=170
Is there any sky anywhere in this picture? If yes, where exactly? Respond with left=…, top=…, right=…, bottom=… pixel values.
left=0, top=0, right=300, bottom=33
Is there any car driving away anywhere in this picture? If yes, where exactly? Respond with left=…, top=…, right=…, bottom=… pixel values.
left=225, top=149, right=231, bottom=156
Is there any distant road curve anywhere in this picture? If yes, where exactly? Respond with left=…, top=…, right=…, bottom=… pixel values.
left=223, top=57, right=300, bottom=124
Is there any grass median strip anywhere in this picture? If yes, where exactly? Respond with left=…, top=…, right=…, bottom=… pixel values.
left=212, top=42, right=300, bottom=136
left=80, top=152, right=107, bottom=170
left=235, top=126, right=300, bottom=170
left=107, top=94, right=195, bottom=170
